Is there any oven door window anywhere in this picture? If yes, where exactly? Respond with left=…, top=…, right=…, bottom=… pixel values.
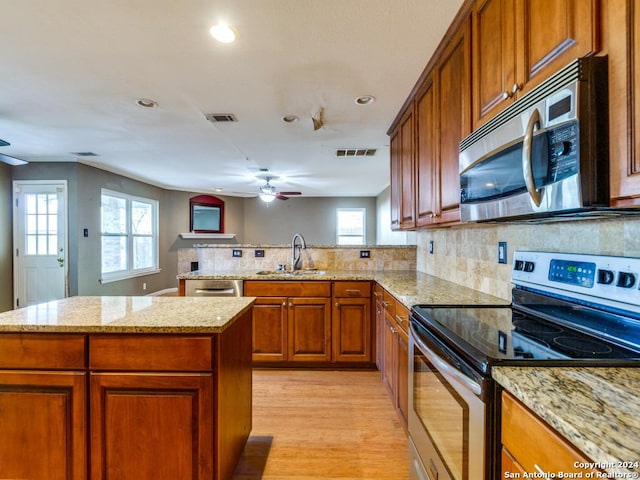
left=414, top=347, right=468, bottom=480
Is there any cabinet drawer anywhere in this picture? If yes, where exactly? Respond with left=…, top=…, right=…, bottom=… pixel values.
left=0, top=334, right=86, bottom=369
left=333, top=281, right=371, bottom=298
left=394, top=302, right=410, bottom=333
left=90, top=335, right=213, bottom=371
left=501, top=391, right=597, bottom=475
left=244, top=281, right=331, bottom=297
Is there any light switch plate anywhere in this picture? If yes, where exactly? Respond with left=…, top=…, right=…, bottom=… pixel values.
left=498, top=242, right=507, bottom=264
left=232, top=249, right=242, bottom=258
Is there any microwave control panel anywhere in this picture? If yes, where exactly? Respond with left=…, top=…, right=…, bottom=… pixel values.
left=547, top=121, right=579, bottom=183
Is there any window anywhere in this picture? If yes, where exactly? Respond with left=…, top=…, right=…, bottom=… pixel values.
left=336, top=208, right=366, bottom=245
left=101, top=189, right=159, bottom=282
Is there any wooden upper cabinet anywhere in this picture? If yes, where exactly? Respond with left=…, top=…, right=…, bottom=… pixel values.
left=473, top=0, right=600, bottom=126
left=609, top=0, right=640, bottom=204
left=399, top=108, right=416, bottom=229
left=415, top=73, right=438, bottom=227
left=435, top=17, right=470, bottom=225
left=473, top=0, right=518, bottom=122
left=389, top=127, right=401, bottom=230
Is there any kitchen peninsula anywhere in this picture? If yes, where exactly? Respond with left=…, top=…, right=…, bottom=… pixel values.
left=0, top=295, right=255, bottom=480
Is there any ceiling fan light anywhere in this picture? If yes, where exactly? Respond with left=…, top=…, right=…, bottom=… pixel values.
left=210, top=23, right=237, bottom=43
left=259, top=193, right=276, bottom=203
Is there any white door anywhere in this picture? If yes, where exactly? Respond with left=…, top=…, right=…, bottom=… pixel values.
left=13, top=181, right=68, bottom=308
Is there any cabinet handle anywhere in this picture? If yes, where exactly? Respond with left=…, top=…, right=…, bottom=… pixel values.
left=373, top=292, right=381, bottom=298
left=395, top=314, right=404, bottom=324
left=512, top=82, right=523, bottom=94
left=534, top=464, right=546, bottom=475
left=345, top=289, right=361, bottom=296
left=502, top=90, right=514, bottom=100
left=382, top=301, right=391, bottom=308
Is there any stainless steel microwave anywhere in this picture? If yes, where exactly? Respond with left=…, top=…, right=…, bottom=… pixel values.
left=459, top=56, right=608, bottom=222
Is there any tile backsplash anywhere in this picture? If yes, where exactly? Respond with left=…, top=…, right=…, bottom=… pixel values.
left=417, top=217, right=640, bottom=301
left=178, top=245, right=417, bottom=274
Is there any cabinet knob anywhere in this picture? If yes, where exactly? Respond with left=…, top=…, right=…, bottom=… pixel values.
left=335, top=302, right=340, bottom=307
left=282, top=302, right=286, bottom=306
left=289, top=302, right=293, bottom=308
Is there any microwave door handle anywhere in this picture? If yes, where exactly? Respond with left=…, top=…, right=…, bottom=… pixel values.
left=522, top=108, right=543, bottom=207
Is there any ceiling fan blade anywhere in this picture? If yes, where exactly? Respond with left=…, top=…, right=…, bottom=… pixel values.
left=275, top=194, right=290, bottom=200
left=276, top=191, right=302, bottom=196
left=0, top=139, right=10, bottom=147
left=0, top=153, right=27, bottom=166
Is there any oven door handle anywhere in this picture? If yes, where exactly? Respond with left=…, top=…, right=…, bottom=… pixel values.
left=410, top=322, right=482, bottom=396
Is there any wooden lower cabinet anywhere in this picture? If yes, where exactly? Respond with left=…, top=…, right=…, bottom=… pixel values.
left=251, top=296, right=288, bottom=362
left=90, top=373, right=214, bottom=480
left=288, top=297, right=332, bottom=362
left=501, top=391, right=602, bottom=477
left=246, top=281, right=373, bottom=366
left=0, top=370, right=87, bottom=480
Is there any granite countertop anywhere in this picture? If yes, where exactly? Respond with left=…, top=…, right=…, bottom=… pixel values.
left=0, top=296, right=255, bottom=334
left=178, top=269, right=509, bottom=308
left=493, top=366, right=640, bottom=475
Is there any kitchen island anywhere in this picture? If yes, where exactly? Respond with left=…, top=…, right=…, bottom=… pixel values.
left=0, top=295, right=255, bottom=480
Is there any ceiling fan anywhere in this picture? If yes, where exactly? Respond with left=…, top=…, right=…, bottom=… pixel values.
left=258, top=176, right=302, bottom=203
left=0, top=138, right=28, bottom=166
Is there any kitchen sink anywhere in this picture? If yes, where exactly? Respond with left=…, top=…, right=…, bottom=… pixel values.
left=255, top=269, right=325, bottom=276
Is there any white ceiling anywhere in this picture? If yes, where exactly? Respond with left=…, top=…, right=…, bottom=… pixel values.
left=0, top=0, right=463, bottom=197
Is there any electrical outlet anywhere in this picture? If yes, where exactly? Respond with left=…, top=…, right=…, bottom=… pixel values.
left=142, top=282, right=147, bottom=291
left=359, top=250, right=370, bottom=259
left=83, top=228, right=88, bottom=237
left=190, top=261, right=199, bottom=271
left=498, top=242, right=507, bottom=264
left=255, top=249, right=265, bottom=258
left=232, top=249, right=242, bottom=258
left=429, top=240, right=434, bottom=254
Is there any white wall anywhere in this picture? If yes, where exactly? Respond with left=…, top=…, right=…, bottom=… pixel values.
left=376, top=186, right=416, bottom=245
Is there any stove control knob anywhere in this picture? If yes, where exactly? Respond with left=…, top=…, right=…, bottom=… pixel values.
left=617, top=271, right=636, bottom=288
left=524, top=261, right=535, bottom=273
left=514, top=260, right=524, bottom=271
left=597, top=269, right=615, bottom=285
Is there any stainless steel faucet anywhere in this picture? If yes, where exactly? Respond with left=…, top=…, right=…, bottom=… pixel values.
left=290, top=233, right=307, bottom=271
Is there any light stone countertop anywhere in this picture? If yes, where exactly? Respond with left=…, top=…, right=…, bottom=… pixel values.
left=493, top=366, right=640, bottom=475
left=0, top=296, right=255, bottom=333
left=178, top=269, right=509, bottom=308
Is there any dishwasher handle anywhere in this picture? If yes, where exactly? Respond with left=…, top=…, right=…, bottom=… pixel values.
left=194, top=288, right=237, bottom=296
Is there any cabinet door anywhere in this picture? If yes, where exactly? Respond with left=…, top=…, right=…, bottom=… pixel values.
left=389, top=127, right=402, bottom=230
left=332, top=297, right=371, bottom=363
left=0, top=371, right=86, bottom=480
left=415, top=73, right=438, bottom=227
left=251, top=296, right=288, bottom=362
left=90, top=373, right=214, bottom=480
left=374, top=289, right=385, bottom=371
left=395, top=325, right=409, bottom=428
left=517, top=0, right=599, bottom=92
left=399, top=108, right=416, bottom=229
left=288, top=297, right=332, bottom=362
left=609, top=0, right=640, bottom=204
left=382, top=313, right=396, bottom=396
left=435, top=18, right=470, bottom=225
left=473, top=0, right=518, bottom=125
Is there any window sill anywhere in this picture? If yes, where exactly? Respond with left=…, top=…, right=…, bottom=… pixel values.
left=100, top=268, right=162, bottom=284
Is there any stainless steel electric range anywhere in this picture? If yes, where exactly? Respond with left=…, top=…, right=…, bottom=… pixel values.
left=408, top=251, right=640, bottom=480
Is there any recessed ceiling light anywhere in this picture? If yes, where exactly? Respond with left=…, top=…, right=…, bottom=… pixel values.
left=210, top=23, right=237, bottom=43
left=355, top=95, right=375, bottom=106
left=214, top=187, right=224, bottom=192
left=136, top=98, right=158, bottom=108
left=282, top=115, right=299, bottom=123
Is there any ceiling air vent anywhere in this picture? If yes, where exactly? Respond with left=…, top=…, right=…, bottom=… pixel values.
left=336, top=148, right=377, bottom=157
left=205, top=113, right=238, bottom=123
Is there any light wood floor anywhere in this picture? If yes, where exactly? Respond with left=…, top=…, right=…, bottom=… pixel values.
left=232, top=369, right=409, bottom=480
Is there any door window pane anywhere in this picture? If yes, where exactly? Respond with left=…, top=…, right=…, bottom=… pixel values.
left=24, top=193, right=60, bottom=256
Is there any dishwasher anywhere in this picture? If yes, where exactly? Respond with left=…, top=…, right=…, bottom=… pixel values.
left=184, top=279, right=243, bottom=297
